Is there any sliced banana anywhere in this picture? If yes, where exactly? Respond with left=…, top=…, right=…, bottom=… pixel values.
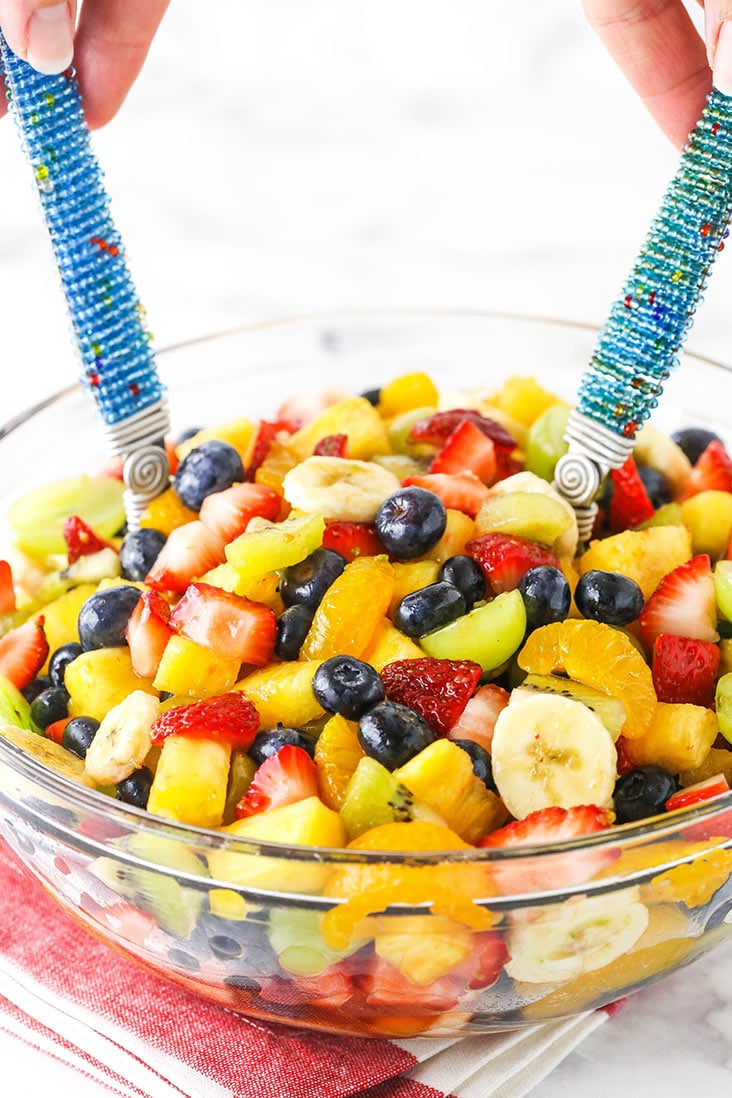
left=491, top=691, right=617, bottom=818
left=84, top=690, right=159, bottom=785
left=488, top=470, right=578, bottom=559
left=505, top=889, right=649, bottom=983
left=0, top=723, right=97, bottom=788
left=282, top=456, right=400, bottom=522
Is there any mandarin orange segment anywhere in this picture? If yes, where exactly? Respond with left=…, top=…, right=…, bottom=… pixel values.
left=651, top=847, right=732, bottom=908
left=321, top=821, right=494, bottom=950
left=518, top=619, right=656, bottom=740
left=314, top=713, right=365, bottom=810
left=140, top=486, right=198, bottom=535
left=300, top=554, right=395, bottom=661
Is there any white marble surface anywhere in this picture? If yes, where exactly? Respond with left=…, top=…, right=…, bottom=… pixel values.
left=1, top=1, right=732, bottom=1095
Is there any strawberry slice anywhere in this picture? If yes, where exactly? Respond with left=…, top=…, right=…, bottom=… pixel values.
left=293, top=966, right=355, bottom=1009
left=151, top=692, right=260, bottom=749
left=0, top=616, right=49, bottom=690
left=408, top=408, right=516, bottom=451
left=126, top=589, right=172, bottom=679
left=608, top=456, right=655, bottom=533
left=447, top=683, right=510, bottom=754
left=381, top=657, right=482, bottom=734
left=468, top=930, right=510, bottom=990
left=466, top=532, right=561, bottom=594
left=46, top=717, right=71, bottom=745
left=145, top=521, right=225, bottom=594
left=666, top=774, right=730, bottom=812
left=321, top=521, right=384, bottom=560
left=63, top=515, right=115, bottom=564
left=429, top=420, right=496, bottom=483
left=361, top=955, right=464, bottom=1013
left=235, top=744, right=319, bottom=817
left=246, top=419, right=279, bottom=479
left=479, top=805, right=617, bottom=894
left=678, top=439, right=732, bottom=501
left=402, top=472, right=490, bottom=518
left=494, top=447, right=525, bottom=482
left=652, top=633, right=720, bottom=708
left=0, top=560, right=16, bottom=615
left=313, top=433, right=348, bottom=457
left=199, top=482, right=281, bottom=543
left=639, top=553, right=719, bottom=649
left=169, top=582, right=276, bottom=666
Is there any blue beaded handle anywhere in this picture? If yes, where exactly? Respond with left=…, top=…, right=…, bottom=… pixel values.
left=554, top=88, right=732, bottom=541
left=0, top=34, right=170, bottom=527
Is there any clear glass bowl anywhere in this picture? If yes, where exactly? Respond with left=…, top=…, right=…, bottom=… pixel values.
left=0, top=311, right=731, bottom=1039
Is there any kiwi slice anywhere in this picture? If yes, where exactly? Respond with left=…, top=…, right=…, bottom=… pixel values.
left=90, top=831, right=208, bottom=940
left=517, top=674, right=626, bottom=741
left=8, top=476, right=125, bottom=559
left=339, top=756, right=443, bottom=841
left=0, top=673, right=34, bottom=731
left=223, top=751, right=257, bottom=825
left=474, top=490, right=573, bottom=549
left=268, top=907, right=360, bottom=976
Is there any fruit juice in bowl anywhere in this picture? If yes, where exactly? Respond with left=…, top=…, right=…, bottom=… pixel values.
left=0, top=311, right=731, bottom=1039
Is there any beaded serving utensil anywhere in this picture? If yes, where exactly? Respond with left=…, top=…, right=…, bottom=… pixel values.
left=0, top=34, right=170, bottom=530
left=554, top=87, right=732, bottom=543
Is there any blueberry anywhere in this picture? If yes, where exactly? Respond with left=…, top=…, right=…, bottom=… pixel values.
left=248, top=725, right=315, bottom=765
left=375, top=487, right=447, bottom=559
left=452, top=739, right=496, bottom=791
left=393, top=581, right=466, bottom=637
left=613, top=765, right=677, bottom=823
left=29, top=686, right=69, bottom=730
left=358, top=701, right=436, bottom=769
left=77, top=585, right=142, bottom=650
left=637, top=466, right=671, bottom=509
left=517, top=566, right=571, bottom=631
left=48, top=642, right=84, bottom=688
left=22, top=674, right=52, bottom=703
left=671, top=426, right=722, bottom=465
left=575, top=569, right=644, bottom=626
left=279, top=548, right=347, bottom=610
left=438, top=555, right=486, bottom=609
left=312, top=656, right=385, bottom=720
left=274, top=604, right=314, bottom=661
left=116, top=766, right=154, bottom=808
left=360, top=387, right=381, bottom=406
left=119, top=527, right=167, bottom=581
left=62, top=715, right=100, bottom=759
left=174, top=440, right=244, bottom=511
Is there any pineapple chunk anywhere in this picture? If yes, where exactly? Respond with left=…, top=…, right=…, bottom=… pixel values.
left=377, top=372, right=439, bottom=418
left=139, top=486, right=197, bottom=535
left=175, top=417, right=256, bottom=463
left=374, top=914, right=474, bottom=985
left=208, top=797, right=346, bottom=892
left=35, top=582, right=96, bottom=669
left=679, top=490, right=732, bottom=560
left=625, top=702, right=719, bottom=772
left=153, top=635, right=241, bottom=697
left=419, top=509, right=476, bottom=562
left=65, top=647, right=157, bottom=722
left=579, top=525, right=692, bottom=600
left=236, top=660, right=325, bottom=728
left=361, top=619, right=425, bottom=670
left=147, top=734, right=231, bottom=827
left=488, top=375, right=561, bottom=428
left=288, top=397, right=389, bottom=461
left=395, top=740, right=508, bottom=844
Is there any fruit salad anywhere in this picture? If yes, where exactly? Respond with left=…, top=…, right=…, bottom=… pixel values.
left=1, top=369, right=732, bottom=1035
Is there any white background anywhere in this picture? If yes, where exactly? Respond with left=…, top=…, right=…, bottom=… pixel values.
left=1, top=2, right=731, bottom=1095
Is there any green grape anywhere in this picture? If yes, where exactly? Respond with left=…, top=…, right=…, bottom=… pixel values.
left=714, top=560, right=732, bottom=622
left=715, top=671, right=732, bottom=745
left=0, top=673, right=34, bottom=731
left=8, top=476, right=125, bottom=559
left=524, top=404, right=570, bottom=483
left=420, top=589, right=527, bottom=673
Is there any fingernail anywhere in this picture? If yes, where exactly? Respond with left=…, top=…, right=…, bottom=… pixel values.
left=714, top=22, right=732, bottom=97
left=27, top=4, right=74, bottom=76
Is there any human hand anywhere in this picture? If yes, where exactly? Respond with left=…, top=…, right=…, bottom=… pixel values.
left=0, top=1, right=170, bottom=128
left=583, top=2, right=732, bottom=148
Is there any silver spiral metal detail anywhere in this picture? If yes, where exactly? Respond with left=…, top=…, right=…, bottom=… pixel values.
left=554, top=452, right=601, bottom=507
left=123, top=443, right=170, bottom=501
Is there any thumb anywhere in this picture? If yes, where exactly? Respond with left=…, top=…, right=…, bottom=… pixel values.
left=707, top=0, right=732, bottom=94
left=0, top=1, right=76, bottom=75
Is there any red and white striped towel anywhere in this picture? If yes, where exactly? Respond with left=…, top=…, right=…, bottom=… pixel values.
left=0, top=841, right=609, bottom=1098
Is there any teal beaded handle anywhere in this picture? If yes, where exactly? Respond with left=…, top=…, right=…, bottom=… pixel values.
left=555, top=87, right=732, bottom=540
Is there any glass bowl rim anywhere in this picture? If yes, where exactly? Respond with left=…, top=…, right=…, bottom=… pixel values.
left=1, top=307, right=731, bottom=874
